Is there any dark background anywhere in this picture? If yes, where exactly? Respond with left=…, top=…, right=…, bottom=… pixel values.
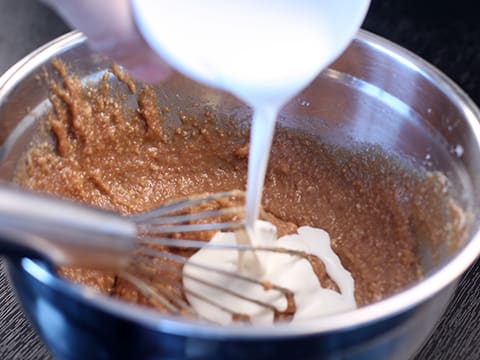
left=0, top=0, right=479, bottom=358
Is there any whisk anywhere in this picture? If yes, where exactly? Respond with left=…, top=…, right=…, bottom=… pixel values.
left=0, top=186, right=319, bottom=322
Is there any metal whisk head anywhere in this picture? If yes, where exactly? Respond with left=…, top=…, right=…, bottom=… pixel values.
left=125, top=190, right=301, bottom=323
left=0, top=187, right=323, bottom=323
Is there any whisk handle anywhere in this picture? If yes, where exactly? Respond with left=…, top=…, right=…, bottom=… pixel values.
left=0, top=185, right=137, bottom=268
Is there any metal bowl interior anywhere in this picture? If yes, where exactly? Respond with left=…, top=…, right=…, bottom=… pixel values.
left=0, top=30, right=480, bottom=341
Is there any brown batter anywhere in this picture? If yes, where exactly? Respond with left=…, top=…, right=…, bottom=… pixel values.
left=13, top=61, right=461, bottom=313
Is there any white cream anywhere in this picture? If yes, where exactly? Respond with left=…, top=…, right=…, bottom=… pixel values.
left=183, top=221, right=356, bottom=325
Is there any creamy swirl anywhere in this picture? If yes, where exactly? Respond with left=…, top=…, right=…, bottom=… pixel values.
left=183, top=220, right=356, bottom=325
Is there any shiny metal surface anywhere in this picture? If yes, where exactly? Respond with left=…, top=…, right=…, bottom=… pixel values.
left=0, top=185, right=135, bottom=268
left=0, top=30, right=479, bottom=359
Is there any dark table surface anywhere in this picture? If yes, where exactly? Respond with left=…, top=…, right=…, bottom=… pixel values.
left=0, top=0, right=479, bottom=358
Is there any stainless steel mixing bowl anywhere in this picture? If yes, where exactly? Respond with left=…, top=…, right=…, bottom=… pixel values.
left=0, top=30, right=480, bottom=360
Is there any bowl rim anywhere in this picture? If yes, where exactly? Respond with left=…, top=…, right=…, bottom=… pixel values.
left=2, top=29, right=480, bottom=338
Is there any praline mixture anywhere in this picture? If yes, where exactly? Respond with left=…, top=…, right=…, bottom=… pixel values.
left=14, top=62, right=460, bottom=320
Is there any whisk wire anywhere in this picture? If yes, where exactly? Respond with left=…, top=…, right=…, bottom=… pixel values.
left=137, top=207, right=244, bottom=226
left=121, top=272, right=183, bottom=314
left=136, top=247, right=294, bottom=297
left=137, top=221, right=244, bottom=235
left=131, top=190, right=245, bottom=222
left=133, top=248, right=290, bottom=321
